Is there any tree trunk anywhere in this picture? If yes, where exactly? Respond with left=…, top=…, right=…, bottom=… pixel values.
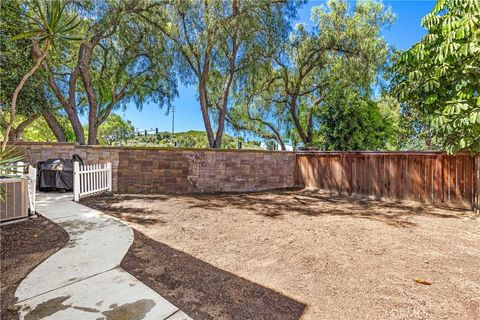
left=214, top=23, right=238, bottom=149
left=199, top=80, right=215, bottom=148
left=65, top=107, right=85, bottom=144
left=67, top=66, right=86, bottom=144
left=33, top=43, right=85, bottom=144
left=2, top=40, right=50, bottom=150
left=214, top=64, right=235, bottom=149
left=78, top=43, right=99, bottom=145
left=8, top=114, right=40, bottom=142
left=288, top=97, right=309, bottom=145
left=43, top=110, right=67, bottom=142
left=306, top=111, right=314, bottom=144
left=277, top=139, right=286, bottom=151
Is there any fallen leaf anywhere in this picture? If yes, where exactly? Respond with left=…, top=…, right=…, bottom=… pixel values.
left=414, top=278, right=432, bottom=285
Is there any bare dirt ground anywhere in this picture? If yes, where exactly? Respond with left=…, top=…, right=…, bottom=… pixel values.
left=83, top=190, right=480, bottom=320
left=1, top=215, right=69, bottom=320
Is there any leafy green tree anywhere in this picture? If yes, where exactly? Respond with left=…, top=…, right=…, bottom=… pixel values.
left=31, top=1, right=176, bottom=145
left=229, top=0, right=394, bottom=148
left=81, top=2, right=177, bottom=145
left=21, top=113, right=75, bottom=142
left=380, top=95, right=443, bottom=151
left=1, top=0, right=42, bottom=140
left=1, top=0, right=81, bottom=150
left=139, top=0, right=298, bottom=148
left=1, top=0, right=71, bottom=143
left=394, top=0, right=480, bottom=153
left=317, top=87, right=394, bottom=150
left=229, top=100, right=287, bottom=150
left=97, top=114, right=135, bottom=145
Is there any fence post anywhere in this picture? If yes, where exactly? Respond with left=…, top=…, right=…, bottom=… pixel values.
left=28, top=165, right=37, bottom=214
left=73, top=161, right=80, bottom=201
left=107, top=162, right=112, bottom=192
left=16, top=161, right=24, bottom=175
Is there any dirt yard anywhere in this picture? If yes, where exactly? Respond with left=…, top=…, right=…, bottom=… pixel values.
left=1, top=215, right=69, bottom=320
left=83, top=190, right=480, bottom=320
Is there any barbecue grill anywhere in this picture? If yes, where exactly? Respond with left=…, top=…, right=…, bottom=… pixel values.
left=37, top=154, right=83, bottom=192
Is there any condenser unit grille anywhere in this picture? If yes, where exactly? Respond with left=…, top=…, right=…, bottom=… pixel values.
left=0, top=178, right=29, bottom=223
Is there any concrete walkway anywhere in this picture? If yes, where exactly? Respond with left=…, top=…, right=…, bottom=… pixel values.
left=15, top=193, right=192, bottom=320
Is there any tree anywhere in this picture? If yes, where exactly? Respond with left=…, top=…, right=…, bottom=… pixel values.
left=1, top=0, right=81, bottom=150
left=393, top=0, right=480, bottom=153
left=229, top=99, right=287, bottom=150
left=317, top=86, right=394, bottom=150
left=139, top=0, right=298, bottom=148
left=32, top=1, right=176, bottom=145
left=80, top=2, right=177, bottom=145
left=1, top=0, right=41, bottom=141
left=97, top=114, right=135, bottom=145
left=229, top=0, right=394, bottom=148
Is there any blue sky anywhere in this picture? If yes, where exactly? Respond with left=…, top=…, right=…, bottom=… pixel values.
left=117, top=0, right=436, bottom=135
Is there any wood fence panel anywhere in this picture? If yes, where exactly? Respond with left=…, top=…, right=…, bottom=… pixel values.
left=296, top=152, right=478, bottom=210
left=424, top=156, right=431, bottom=203
left=464, top=156, right=472, bottom=205
left=474, top=156, right=480, bottom=212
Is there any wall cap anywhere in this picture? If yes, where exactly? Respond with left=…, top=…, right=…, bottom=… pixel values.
left=9, top=142, right=478, bottom=156
left=10, top=142, right=297, bottom=154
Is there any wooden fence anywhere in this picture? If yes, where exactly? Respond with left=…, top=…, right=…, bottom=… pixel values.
left=296, top=152, right=480, bottom=211
left=73, top=162, right=112, bottom=201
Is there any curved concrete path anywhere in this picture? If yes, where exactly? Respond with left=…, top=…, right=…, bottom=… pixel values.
left=15, top=192, right=192, bottom=320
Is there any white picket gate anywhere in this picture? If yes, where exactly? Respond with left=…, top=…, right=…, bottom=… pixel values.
left=13, top=162, right=37, bottom=214
left=73, top=162, right=112, bottom=201
left=26, top=165, right=37, bottom=213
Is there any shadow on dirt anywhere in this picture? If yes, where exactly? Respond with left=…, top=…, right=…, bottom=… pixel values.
left=181, top=190, right=473, bottom=228
left=82, top=190, right=475, bottom=229
left=121, top=230, right=306, bottom=320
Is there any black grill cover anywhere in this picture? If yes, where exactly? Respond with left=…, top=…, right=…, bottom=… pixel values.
left=37, top=159, right=74, bottom=190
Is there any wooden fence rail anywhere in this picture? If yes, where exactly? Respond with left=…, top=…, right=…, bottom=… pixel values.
left=296, top=152, right=480, bottom=211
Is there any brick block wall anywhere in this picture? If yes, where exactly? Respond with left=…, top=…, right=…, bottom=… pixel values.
left=13, top=143, right=296, bottom=193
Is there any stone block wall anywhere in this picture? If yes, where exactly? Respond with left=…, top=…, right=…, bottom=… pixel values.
left=117, top=148, right=295, bottom=193
left=13, top=142, right=296, bottom=193
left=15, top=142, right=121, bottom=191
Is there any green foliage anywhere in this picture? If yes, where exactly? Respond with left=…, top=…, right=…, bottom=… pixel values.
left=0, top=147, right=23, bottom=201
left=22, top=115, right=76, bottom=142
left=12, top=0, right=82, bottom=43
left=0, top=0, right=45, bottom=117
left=7, top=0, right=476, bottom=154
left=97, top=114, right=135, bottom=145
left=317, top=88, right=394, bottom=151
left=264, top=140, right=279, bottom=151
left=0, top=147, right=23, bottom=174
left=90, top=2, right=178, bottom=126
left=1, top=0, right=82, bottom=149
left=121, top=131, right=261, bottom=150
left=230, top=0, right=395, bottom=150
left=394, top=0, right=480, bottom=153
left=141, top=0, right=299, bottom=148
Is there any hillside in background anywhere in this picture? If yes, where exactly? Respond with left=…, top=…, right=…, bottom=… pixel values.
left=120, top=131, right=262, bottom=150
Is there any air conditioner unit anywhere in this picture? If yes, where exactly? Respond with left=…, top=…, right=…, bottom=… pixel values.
left=0, top=178, right=29, bottom=223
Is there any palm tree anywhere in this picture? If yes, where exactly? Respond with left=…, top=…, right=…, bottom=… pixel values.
left=2, top=0, right=81, bottom=150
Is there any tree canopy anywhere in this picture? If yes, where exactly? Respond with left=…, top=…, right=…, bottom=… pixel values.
left=3, top=0, right=477, bottom=154
left=394, top=0, right=480, bottom=153
left=229, top=0, right=394, bottom=149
